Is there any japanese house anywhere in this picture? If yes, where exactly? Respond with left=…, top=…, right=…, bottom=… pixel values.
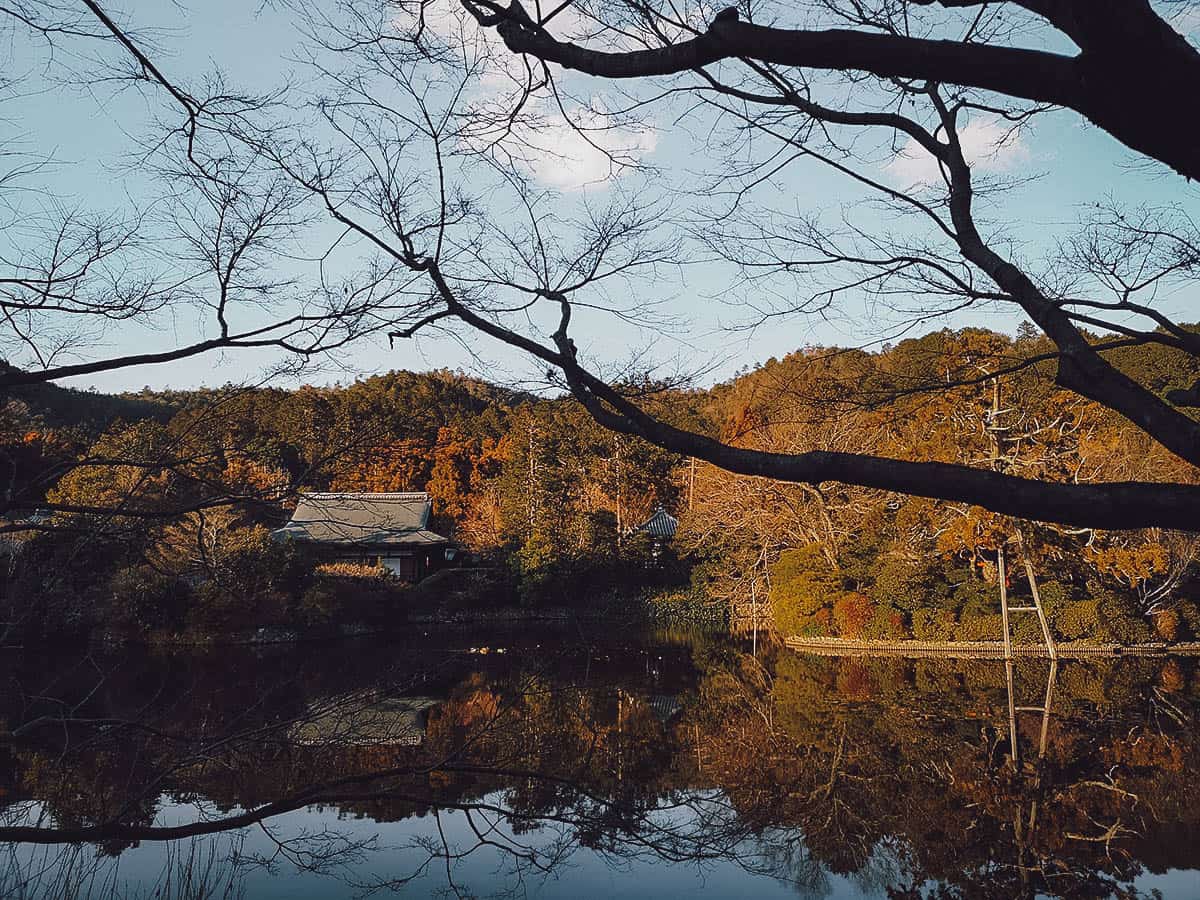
left=273, top=491, right=454, bottom=581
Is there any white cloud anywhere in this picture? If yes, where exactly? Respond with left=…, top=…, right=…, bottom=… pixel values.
left=395, top=1, right=655, bottom=191
left=512, top=109, right=658, bottom=191
left=886, top=115, right=1031, bottom=187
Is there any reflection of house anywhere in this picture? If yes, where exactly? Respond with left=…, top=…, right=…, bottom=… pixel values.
left=289, top=694, right=440, bottom=747
left=273, top=492, right=454, bottom=581
left=648, top=694, right=682, bottom=725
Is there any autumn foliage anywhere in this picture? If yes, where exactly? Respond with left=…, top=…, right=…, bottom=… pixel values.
left=5, top=327, right=1200, bottom=642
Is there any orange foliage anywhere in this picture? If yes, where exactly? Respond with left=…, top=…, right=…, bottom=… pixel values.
left=329, top=439, right=429, bottom=492
left=935, top=507, right=1008, bottom=558
left=427, top=426, right=479, bottom=522
left=222, top=455, right=289, bottom=497
left=836, top=661, right=876, bottom=701
left=1159, top=659, right=1186, bottom=692
left=1085, top=542, right=1169, bottom=588
left=1153, top=608, right=1181, bottom=642
left=833, top=592, right=874, bottom=639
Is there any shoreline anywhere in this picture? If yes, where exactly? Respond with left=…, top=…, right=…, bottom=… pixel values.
left=785, top=636, right=1200, bottom=659
left=71, top=604, right=685, bottom=649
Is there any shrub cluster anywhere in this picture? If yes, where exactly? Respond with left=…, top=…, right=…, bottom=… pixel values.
left=768, top=543, right=1200, bottom=645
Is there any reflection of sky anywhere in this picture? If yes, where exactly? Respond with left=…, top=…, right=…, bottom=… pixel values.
left=7, top=795, right=1198, bottom=899
left=3, top=646, right=1200, bottom=897
left=0, top=796, right=917, bottom=898
left=9, top=1, right=1200, bottom=394
left=1135, top=870, right=1200, bottom=899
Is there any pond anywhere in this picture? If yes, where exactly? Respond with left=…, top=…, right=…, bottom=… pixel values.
left=1, top=626, right=1198, bottom=899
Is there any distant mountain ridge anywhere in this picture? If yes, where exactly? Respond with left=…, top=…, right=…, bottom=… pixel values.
left=0, top=362, right=177, bottom=433
left=1, top=364, right=533, bottom=437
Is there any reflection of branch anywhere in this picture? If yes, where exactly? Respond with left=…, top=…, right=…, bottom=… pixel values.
left=1065, top=817, right=1137, bottom=860
left=0, top=766, right=434, bottom=844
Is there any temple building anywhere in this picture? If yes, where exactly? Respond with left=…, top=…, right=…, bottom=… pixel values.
left=632, top=506, right=678, bottom=542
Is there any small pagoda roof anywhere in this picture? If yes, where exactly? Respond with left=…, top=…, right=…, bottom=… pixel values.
left=273, top=492, right=449, bottom=547
left=633, top=506, right=678, bottom=539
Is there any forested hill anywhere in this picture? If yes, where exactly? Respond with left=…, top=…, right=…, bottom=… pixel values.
left=6, top=330, right=1200, bottom=645
left=119, top=369, right=530, bottom=429
left=1, top=361, right=176, bottom=432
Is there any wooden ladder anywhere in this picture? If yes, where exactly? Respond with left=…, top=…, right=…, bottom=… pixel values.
left=1006, top=659, right=1059, bottom=894
left=998, top=535, right=1057, bottom=662
left=988, top=376, right=1056, bottom=662
left=998, top=531, right=1057, bottom=771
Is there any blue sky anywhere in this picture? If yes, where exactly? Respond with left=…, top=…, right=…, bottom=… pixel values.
left=6, top=0, right=1200, bottom=393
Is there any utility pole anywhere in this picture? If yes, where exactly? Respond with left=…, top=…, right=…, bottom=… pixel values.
left=751, top=577, right=758, bottom=657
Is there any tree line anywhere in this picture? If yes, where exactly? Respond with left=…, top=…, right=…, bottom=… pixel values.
left=4, top=322, right=1200, bottom=643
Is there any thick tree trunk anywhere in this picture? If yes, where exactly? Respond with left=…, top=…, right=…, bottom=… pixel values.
left=491, top=1, right=1200, bottom=180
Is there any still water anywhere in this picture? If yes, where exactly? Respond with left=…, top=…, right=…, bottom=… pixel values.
left=1, top=628, right=1197, bottom=898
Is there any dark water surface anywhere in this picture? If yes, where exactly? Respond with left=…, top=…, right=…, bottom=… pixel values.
left=1, top=627, right=1198, bottom=898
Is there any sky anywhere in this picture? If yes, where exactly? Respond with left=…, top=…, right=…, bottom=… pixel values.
left=5, top=0, right=1200, bottom=394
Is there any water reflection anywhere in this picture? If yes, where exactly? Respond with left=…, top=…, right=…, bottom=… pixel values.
left=0, top=631, right=1197, bottom=898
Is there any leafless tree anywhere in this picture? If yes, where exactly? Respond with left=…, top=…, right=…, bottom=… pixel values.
left=12, top=1, right=1200, bottom=531
left=345, top=0, right=1200, bottom=530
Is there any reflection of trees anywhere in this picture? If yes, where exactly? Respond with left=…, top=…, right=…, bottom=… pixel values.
left=0, top=836, right=246, bottom=900
left=674, top=647, right=1200, bottom=898
left=0, top=638, right=1197, bottom=897
left=1, top=636, right=771, bottom=895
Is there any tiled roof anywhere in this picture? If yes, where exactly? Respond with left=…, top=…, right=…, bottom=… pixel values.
left=273, top=492, right=449, bottom=547
left=634, top=506, right=678, bottom=539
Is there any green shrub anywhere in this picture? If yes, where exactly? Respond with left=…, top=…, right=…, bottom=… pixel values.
left=869, top=557, right=936, bottom=613
left=640, top=588, right=728, bottom=629
left=956, top=613, right=1004, bottom=642
left=1036, top=579, right=1072, bottom=625
left=951, top=578, right=998, bottom=619
left=215, top=528, right=311, bottom=599
left=515, top=531, right=556, bottom=578
left=3, top=530, right=133, bottom=638
left=187, top=528, right=309, bottom=632
left=1057, top=599, right=1101, bottom=641
left=109, top=565, right=188, bottom=632
left=796, top=609, right=835, bottom=637
left=864, top=602, right=906, bottom=639
left=1175, top=599, right=1200, bottom=639
left=769, top=546, right=843, bottom=635
left=508, top=529, right=685, bottom=608
left=1096, top=591, right=1153, bottom=644
left=1010, top=613, right=1045, bottom=643
left=298, top=581, right=343, bottom=627
left=911, top=608, right=957, bottom=641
